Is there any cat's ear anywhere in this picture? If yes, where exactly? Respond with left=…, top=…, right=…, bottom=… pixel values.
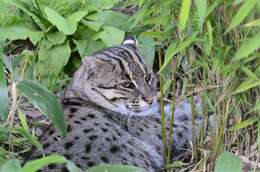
left=122, top=36, right=138, bottom=48
left=82, top=56, right=104, bottom=72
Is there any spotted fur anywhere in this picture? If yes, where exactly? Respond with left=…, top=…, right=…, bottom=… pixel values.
left=30, top=37, right=203, bottom=172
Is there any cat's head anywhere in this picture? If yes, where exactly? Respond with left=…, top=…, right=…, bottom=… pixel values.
left=70, top=37, right=158, bottom=116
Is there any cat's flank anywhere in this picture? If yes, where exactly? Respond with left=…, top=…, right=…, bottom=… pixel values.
left=30, top=37, right=202, bottom=172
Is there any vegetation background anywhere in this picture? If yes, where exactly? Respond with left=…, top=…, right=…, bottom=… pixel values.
left=0, top=0, right=259, bottom=171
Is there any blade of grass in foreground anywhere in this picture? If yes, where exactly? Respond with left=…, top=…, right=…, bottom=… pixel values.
left=178, top=0, right=191, bottom=32
left=0, top=45, right=8, bottom=120
left=226, top=0, right=258, bottom=32
left=16, top=80, right=67, bottom=138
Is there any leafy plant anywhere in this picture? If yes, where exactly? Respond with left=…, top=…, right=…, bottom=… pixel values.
left=214, top=151, right=242, bottom=172
left=0, top=0, right=130, bottom=89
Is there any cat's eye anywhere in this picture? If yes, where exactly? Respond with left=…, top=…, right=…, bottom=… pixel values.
left=122, top=82, right=135, bottom=89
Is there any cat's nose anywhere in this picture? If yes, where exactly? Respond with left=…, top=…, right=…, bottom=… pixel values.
left=143, top=96, right=155, bottom=105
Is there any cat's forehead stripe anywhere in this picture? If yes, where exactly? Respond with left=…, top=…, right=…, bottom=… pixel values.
left=96, top=46, right=148, bottom=80
left=96, top=51, right=135, bottom=79
left=117, top=45, right=147, bottom=74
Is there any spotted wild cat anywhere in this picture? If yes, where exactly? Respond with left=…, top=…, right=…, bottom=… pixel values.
left=30, top=37, right=203, bottom=172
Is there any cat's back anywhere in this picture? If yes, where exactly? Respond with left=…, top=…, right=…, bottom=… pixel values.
left=36, top=101, right=164, bottom=172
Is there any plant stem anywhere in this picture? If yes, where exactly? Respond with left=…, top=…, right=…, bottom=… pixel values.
left=159, top=48, right=167, bottom=164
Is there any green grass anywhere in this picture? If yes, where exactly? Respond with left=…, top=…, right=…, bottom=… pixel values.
left=0, top=0, right=260, bottom=171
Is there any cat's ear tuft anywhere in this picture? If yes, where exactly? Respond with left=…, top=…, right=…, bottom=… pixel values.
left=122, top=36, right=138, bottom=46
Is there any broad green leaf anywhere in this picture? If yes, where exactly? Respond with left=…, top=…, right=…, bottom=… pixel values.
left=73, top=28, right=106, bottom=57
left=37, top=40, right=71, bottom=86
left=87, top=164, right=145, bottom=172
left=0, top=159, right=22, bottom=172
left=241, top=66, right=258, bottom=80
left=137, top=37, right=155, bottom=66
left=178, top=0, right=191, bottom=31
left=195, top=0, right=207, bottom=28
left=0, top=46, right=8, bottom=120
left=87, top=0, right=118, bottom=11
left=66, top=161, right=82, bottom=172
left=86, top=10, right=131, bottom=31
left=2, top=0, right=46, bottom=30
left=14, top=127, right=43, bottom=150
left=44, top=7, right=88, bottom=35
left=234, top=34, right=260, bottom=60
left=82, top=20, right=102, bottom=32
left=74, top=39, right=106, bottom=57
left=0, top=14, right=30, bottom=28
left=0, top=127, right=10, bottom=139
left=233, top=78, right=260, bottom=94
left=0, top=2, right=16, bottom=15
left=226, top=0, right=258, bottom=32
left=0, top=27, right=43, bottom=45
left=21, top=154, right=67, bottom=172
left=229, top=117, right=259, bottom=132
left=214, top=152, right=242, bottom=172
left=16, top=80, right=67, bottom=138
left=94, top=26, right=125, bottom=47
left=0, top=158, right=7, bottom=168
left=46, top=31, right=66, bottom=45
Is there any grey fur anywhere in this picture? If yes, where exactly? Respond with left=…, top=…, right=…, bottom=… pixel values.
left=30, top=39, right=203, bottom=172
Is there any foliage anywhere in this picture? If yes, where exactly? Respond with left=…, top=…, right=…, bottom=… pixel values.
left=214, top=151, right=242, bottom=172
left=0, top=0, right=129, bottom=89
left=0, top=0, right=260, bottom=171
left=0, top=155, right=144, bottom=172
left=125, top=0, right=260, bottom=170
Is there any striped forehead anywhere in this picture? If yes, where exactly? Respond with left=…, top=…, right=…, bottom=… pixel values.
left=96, top=45, right=148, bottom=79
left=117, top=45, right=148, bottom=78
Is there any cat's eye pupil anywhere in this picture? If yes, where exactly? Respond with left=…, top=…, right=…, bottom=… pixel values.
left=122, top=82, right=135, bottom=88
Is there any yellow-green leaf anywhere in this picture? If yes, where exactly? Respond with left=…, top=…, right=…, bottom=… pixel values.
left=241, top=66, right=258, bottom=80
left=21, top=154, right=67, bottom=172
left=229, top=117, right=259, bottom=132
left=233, top=78, right=260, bottom=94
left=0, top=47, right=8, bottom=120
left=195, top=0, right=207, bottom=28
left=44, top=7, right=87, bottom=35
left=244, top=18, right=260, bottom=27
left=234, top=34, right=260, bottom=60
left=178, top=0, right=192, bottom=31
left=226, top=0, right=258, bottom=32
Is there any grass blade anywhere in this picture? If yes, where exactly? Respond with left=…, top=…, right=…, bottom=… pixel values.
left=226, top=0, right=258, bottom=32
left=234, top=34, right=260, bottom=60
left=0, top=45, right=8, bottom=120
left=178, top=0, right=191, bottom=32
left=14, top=127, right=43, bottom=150
left=229, top=117, right=259, bottom=132
left=195, top=0, right=207, bottom=28
left=233, top=78, right=260, bottom=94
